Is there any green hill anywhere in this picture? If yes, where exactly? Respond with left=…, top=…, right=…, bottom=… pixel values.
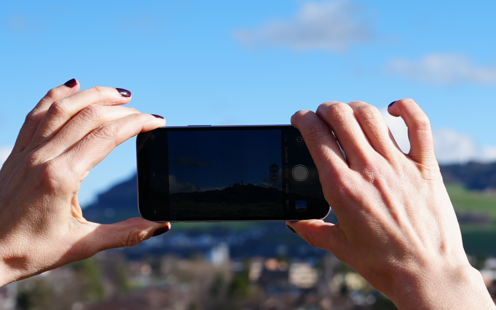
left=446, top=183, right=496, bottom=255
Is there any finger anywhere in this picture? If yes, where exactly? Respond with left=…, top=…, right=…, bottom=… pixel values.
left=12, top=79, right=80, bottom=155
left=28, top=87, right=132, bottom=153
left=316, top=102, right=376, bottom=167
left=291, top=110, right=348, bottom=187
left=63, top=113, right=165, bottom=177
left=38, top=105, right=140, bottom=161
left=81, top=218, right=171, bottom=253
left=287, top=220, right=347, bottom=255
left=387, top=99, right=436, bottom=165
left=347, top=101, right=399, bottom=160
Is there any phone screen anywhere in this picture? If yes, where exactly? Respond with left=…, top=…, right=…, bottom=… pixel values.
left=137, top=126, right=329, bottom=221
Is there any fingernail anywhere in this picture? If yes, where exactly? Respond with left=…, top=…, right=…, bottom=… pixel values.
left=293, top=110, right=302, bottom=115
left=64, top=78, right=77, bottom=88
left=151, top=114, right=164, bottom=119
left=388, top=101, right=397, bottom=109
left=116, top=88, right=132, bottom=97
left=286, top=224, right=298, bottom=235
left=152, top=226, right=170, bottom=237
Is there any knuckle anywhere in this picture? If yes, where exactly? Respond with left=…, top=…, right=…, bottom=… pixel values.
left=324, top=102, right=351, bottom=122
left=361, top=164, right=381, bottom=183
left=125, top=228, right=148, bottom=247
left=419, top=162, right=442, bottom=181
left=304, top=121, right=330, bottom=143
left=79, top=105, right=102, bottom=121
left=46, top=100, right=68, bottom=118
left=37, top=161, right=72, bottom=192
left=354, top=104, right=381, bottom=122
left=26, top=151, right=43, bottom=168
left=92, top=123, right=118, bottom=142
left=92, top=86, right=105, bottom=95
left=24, top=111, right=40, bottom=125
left=412, top=115, right=431, bottom=132
left=45, top=87, right=63, bottom=101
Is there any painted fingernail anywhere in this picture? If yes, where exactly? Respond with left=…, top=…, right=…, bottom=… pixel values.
left=152, top=226, right=170, bottom=237
left=116, top=88, right=132, bottom=97
left=152, top=114, right=164, bottom=119
left=286, top=224, right=298, bottom=235
left=64, top=78, right=77, bottom=88
left=388, top=101, right=397, bottom=109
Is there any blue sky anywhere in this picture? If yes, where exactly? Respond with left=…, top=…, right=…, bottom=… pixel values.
left=1, top=0, right=495, bottom=206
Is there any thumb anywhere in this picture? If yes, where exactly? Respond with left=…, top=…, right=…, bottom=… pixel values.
left=287, top=220, right=346, bottom=253
left=86, top=218, right=171, bottom=252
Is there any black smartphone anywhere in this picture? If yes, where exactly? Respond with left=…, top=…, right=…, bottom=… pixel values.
left=136, top=125, right=329, bottom=222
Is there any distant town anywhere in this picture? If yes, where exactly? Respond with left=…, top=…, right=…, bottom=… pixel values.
left=2, top=161, right=496, bottom=310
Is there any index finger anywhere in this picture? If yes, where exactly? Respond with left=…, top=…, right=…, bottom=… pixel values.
left=388, top=99, right=436, bottom=166
left=12, top=79, right=81, bottom=154
left=63, top=113, right=165, bottom=177
left=31, top=86, right=132, bottom=147
left=291, top=110, right=349, bottom=194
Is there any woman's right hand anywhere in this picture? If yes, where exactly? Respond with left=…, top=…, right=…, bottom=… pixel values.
left=0, top=79, right=170, bottom=286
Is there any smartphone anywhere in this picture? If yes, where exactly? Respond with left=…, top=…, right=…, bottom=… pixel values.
left=136, top=125, right=330, bottom=222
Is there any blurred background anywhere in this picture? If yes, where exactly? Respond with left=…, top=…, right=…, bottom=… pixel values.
left=1, top=1, right=496, bottom=309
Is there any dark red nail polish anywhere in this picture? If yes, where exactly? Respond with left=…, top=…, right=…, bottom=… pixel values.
left=64, top=78, right=77, bottom=88
left=152, top=226, right=170, bottom=237
left=152, top=114, right=164, bottom=119
left=388, top=101, right=397, bottom=109
left=116, top=88, right=131, bottom=97
left=286, top=224, right=298, bottom=235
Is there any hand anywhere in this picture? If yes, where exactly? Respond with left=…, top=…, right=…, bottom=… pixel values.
left=0, top=79, right=170, bottom=286
left=288, top=99, right=495, bottom=309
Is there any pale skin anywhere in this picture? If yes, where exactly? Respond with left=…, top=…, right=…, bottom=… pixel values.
left=0, top=82, right=493, bottom=309
left=0, top=80, right=170, bottom=286
left=287, top=99, right=496, bottom=309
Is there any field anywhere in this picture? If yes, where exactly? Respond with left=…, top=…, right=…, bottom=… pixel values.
left=445, top=183, right=496, bottom=255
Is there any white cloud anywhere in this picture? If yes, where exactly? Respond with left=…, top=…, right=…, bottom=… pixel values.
left=0, top=146, right=12, bottom=168
left=233, top=0, right=372, bottom=52
left=388, top=54, right=496, bottom=86
left=380, top=108, right=496, bottom=164
left=432, top=129, right=496, bottom=164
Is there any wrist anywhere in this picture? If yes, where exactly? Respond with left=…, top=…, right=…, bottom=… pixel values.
left=0, top=240, right=29, bottom=287
left=389, top=260, right=495, bottom=310
left=0, top=254, right=15, bottom=287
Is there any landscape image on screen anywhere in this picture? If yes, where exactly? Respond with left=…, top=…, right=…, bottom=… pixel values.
left=167, top=129, right=284, bottom=219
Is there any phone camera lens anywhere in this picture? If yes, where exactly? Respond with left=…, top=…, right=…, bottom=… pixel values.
left=296, top=136, right=303, bottom=143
